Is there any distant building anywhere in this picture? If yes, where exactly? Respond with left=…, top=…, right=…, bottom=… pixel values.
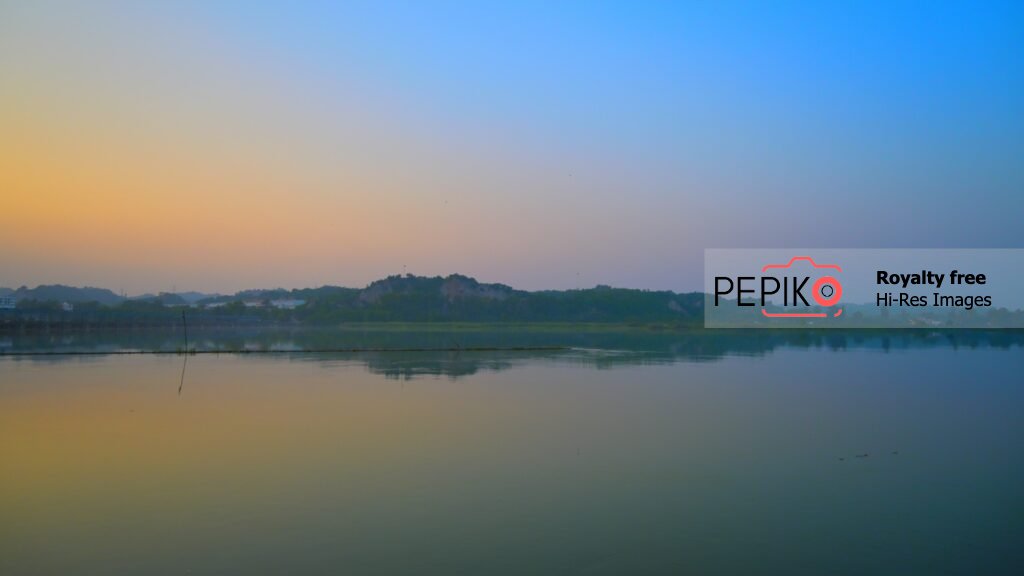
left=0, top=296, right=15, bottom=310
left=61, top=302, right=74, bottom=312
left=270, top=299, right=306, bottom=310
left=204, top=302, right=227, bottom=309
left=243, top=300, right=264, bottom=308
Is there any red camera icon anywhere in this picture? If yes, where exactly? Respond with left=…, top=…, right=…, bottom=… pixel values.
left=761, top=256, right=843, bottom=318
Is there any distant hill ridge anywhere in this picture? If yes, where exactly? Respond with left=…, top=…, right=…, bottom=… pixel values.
left=2, top=284, right=124, bottom=305
left=2, top=274, right=703, bottom=323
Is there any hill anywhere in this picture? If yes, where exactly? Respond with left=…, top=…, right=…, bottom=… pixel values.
left=3, top=284, right=124, bottom=305
left=1, top=274, right=703, bottom=326
left=271, top=274, right=701, bottom=323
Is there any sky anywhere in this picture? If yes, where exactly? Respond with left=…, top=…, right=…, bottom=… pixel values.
left=1, top=1, right=1022, bottom=294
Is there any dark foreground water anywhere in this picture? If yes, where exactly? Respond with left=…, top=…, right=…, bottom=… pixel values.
left=2, top=332, right=1023, bottom=575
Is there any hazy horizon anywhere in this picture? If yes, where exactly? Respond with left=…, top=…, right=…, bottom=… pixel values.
left=1, top=270, right=705, bottom=299
left=3, top=2, right=1023, bottom=294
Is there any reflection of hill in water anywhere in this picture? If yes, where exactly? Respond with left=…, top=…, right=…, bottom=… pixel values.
left=356, top=351, right=535, bottom=380
left=4, top=326, right=1024, bottom=378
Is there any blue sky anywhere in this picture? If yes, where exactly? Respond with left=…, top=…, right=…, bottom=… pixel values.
left=2, top=1, right=1022, bottom=292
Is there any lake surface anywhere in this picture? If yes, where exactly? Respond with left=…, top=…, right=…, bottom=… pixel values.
left=2, top=331, right=1023, bottom=575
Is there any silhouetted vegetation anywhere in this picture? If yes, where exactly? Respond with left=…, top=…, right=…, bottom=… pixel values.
left=0, top=274, right=702, bottom=329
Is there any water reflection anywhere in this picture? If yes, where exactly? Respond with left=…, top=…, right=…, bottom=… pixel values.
left=178, top=353, right=188, bottom=396
left=3, top=327, right=1023, bottom=380
left=2, top=347, right=1022, bottom=575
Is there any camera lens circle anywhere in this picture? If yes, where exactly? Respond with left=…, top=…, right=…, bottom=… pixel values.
left=812, top=276, right=842, bottom=307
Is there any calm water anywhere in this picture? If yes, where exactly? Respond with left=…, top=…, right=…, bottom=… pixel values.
left=2, top=336, right=1023, bottom=575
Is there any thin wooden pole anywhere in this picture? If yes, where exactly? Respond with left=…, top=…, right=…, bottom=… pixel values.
left=181, top=310, right=189, bottom=353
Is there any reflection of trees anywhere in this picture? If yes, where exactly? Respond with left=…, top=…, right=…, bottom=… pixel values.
left=3, top=327, right=1023, bottom=379
left=360, top=351, right=526, bottom=380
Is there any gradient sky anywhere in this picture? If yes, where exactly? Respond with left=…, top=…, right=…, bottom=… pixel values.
left=2, top=1, right=1022, bottom=294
